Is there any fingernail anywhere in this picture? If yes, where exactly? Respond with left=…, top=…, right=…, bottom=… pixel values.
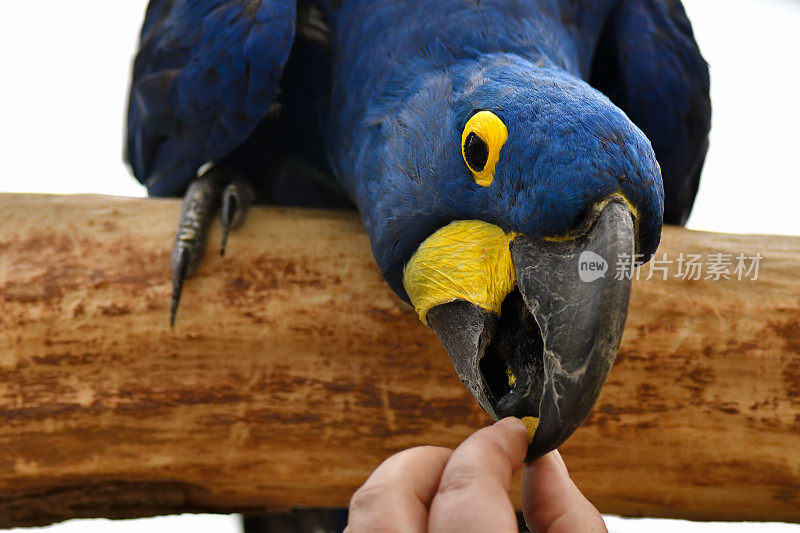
left=551, top=449, right=567, bottom=471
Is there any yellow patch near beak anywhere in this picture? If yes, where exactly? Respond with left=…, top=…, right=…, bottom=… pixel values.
left=402, top=220, right=518, bottom=323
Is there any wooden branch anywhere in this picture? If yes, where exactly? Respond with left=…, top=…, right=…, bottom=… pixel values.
left=1, top=193, right=798, bottom=527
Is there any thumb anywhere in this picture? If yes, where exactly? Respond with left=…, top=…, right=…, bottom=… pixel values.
left=521, top=450, right=607, bottom=533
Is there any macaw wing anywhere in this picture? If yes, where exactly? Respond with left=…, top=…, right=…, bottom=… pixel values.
left=126, top=0, right=296, bottom=196
left=590, top=0, right=711, bottom=225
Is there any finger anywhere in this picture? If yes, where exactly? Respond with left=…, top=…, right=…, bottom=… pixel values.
left=346, top=446, right=453, bottom=533
left=428, top=417, right=529, bottom=533
left=522, top=450, right=607, bottom=533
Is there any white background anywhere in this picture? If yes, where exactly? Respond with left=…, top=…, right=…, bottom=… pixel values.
left=1, top=0, right=798, bottom=531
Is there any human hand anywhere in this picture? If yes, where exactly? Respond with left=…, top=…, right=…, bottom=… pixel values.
left=345, top=417, right=606, bottom=532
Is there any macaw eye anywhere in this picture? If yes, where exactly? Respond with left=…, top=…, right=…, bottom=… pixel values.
left=461, top=110, right=508, bottom=187
left=463, top=133, right=489, bottom=172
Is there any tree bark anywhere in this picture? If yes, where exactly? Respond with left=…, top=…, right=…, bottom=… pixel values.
left=0, top=194, right=798, bottom=527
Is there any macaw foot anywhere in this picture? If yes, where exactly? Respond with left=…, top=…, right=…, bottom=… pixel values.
left=171, top=165, right=255, bottom=326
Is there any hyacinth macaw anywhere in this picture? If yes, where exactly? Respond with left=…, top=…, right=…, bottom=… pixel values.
left=127, top=0, right=710, bottom=460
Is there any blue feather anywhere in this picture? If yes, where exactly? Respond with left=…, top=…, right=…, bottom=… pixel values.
left=589, top=0, right=711, bottom=224
left=127, top=0, right=296, bottom=196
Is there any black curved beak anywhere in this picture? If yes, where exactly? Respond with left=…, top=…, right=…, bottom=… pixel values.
left=426, top=199, right=635, bottom=461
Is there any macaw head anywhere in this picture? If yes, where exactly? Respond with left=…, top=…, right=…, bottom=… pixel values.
left=355, top=54, right=663, bottom=460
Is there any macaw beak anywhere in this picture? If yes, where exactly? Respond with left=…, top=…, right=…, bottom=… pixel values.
left=407, top=198, right=635, bottom=461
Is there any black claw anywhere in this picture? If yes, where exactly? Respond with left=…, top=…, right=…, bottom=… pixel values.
left=220, top=195, right=237, bottom=258
left=169, top=170, right=222, bottom=326
left=171, top=247, right=191, bottom=328
left=220, top=179, right=255, bottom=257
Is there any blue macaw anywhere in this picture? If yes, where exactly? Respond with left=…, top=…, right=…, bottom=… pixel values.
left=127, top=0, right=710, bottom=460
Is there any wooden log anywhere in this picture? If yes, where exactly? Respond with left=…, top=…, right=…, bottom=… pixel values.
left=0, top=193, right=798, bottom=527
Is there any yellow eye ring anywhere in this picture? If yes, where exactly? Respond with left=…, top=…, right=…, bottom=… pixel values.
left=461, top=110, right=508, bottom=187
